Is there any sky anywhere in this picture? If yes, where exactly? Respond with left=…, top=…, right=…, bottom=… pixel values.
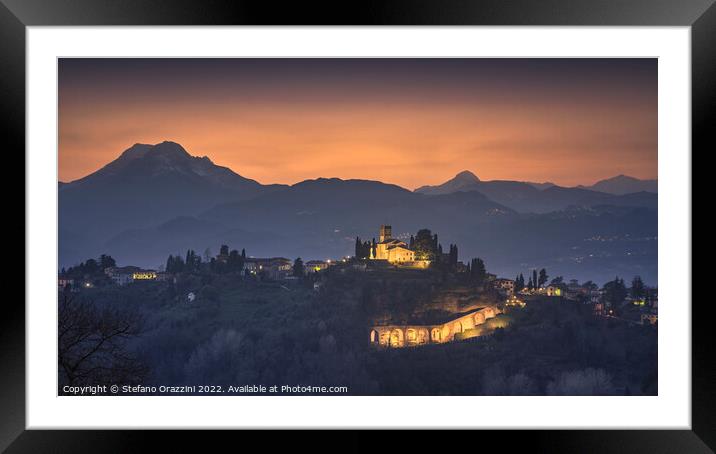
left=58, top=58, right=657, bottom=189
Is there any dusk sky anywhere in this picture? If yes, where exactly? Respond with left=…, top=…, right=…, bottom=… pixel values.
left=59, top=58, right=657, bottom=189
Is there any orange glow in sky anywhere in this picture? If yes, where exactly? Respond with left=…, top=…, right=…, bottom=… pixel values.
left=59, top=58, right=657, bottom=189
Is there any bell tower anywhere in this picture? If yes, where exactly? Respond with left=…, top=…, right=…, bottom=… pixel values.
left=379, top=225, right=392, bottom=242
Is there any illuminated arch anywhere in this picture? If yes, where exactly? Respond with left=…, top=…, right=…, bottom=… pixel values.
left=483, top=307, right=496, bottom=319
left=417, top=328, right=429, bottom=345
left=474, top=312, right=486, bottom=325
left=406, top=328, right=418, bottom=345
left=431, top=328, right=442, bottom=342
left=389, top=329, right=404, bottom=347
left=453, top=321, right=463, bottom=336
left=370, top=329, right=379, bottom=343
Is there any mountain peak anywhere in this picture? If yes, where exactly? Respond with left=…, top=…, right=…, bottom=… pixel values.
left=148, top=141, right=191, bottom=159
left=454, top=170, right=480, bottom=183
left=414, top=170, right=481, bottom=195
left=585, top=174, right=657, bottom=195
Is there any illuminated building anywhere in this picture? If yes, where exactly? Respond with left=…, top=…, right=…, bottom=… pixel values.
left=243, top=257, right=293, bottom=279
left=133, top=270, right=157, bottom=280
left=370, top=306, right=502, bottom=348
left=305, top=260, right=329, bottom=273
left=491, top=278, right=516, bottom=296
left=545, top=285, right=562, bottom=297
left=505, top=294, right=525, bottom=307
left=371, top=225, right=416, bottom=263
left=367, top=224, right=431, bottom=266
left=105, top=266, right=157, bottom=285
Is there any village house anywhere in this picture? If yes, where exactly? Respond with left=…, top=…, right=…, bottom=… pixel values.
left=105, top=266, right=157, bottom=286
left=105, top=266, right=139, bottom=285
left=490, top=278, right=515, bottom=296
left=58, top=277, right=74, bottom=291
left=545, top=285, right=563, bottom=297
left=305, top=260, right=330, bottom=273
left=133, top=270, right=157, bottom=281
left=156, top=271, right=173, bottom=282
left=243, top=257, right=293, bottom=280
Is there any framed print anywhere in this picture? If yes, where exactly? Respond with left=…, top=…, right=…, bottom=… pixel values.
left=4, top=0, right=712, bottom=451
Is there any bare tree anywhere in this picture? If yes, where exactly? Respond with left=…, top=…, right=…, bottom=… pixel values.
left=58, top=295, right=147, bottom=390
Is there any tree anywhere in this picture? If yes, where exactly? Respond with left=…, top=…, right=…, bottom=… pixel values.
left=99, top=254, right=116, bottom=270
left=184, top=249, right=201, bottom=272
left=354, top=237, right=372, bottom=260
left=414, top=229, right=437, bottom=261
left=58, top=295, right=147, bottom=388
left=550, top=276, right=564, bottom=286
left=448, top=244, right=458, bottom=267
left=515, top=274, right=525, bottom=292
left=470, top=258, right=487, bottom=284
left=166, top=255, right=185, bottom=273
left=166, top=255, right=175, bottom=273
left=219, top=244, right=229, bottom=257
left=631, top=276, right=646, bottom=300
left=293, top=257, right=305, bottom=277
left=538, top=268, right=548, bottom=288
left=228, top=249, right=244, bottom=273
left=583, top=280, right=598, bottom=292
left=603, top=277, right=628, bottom=314
left=532, top=269, right=539, bottom=289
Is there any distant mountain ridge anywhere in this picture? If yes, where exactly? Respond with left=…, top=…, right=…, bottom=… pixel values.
left=59, top=141, right=287, bottom=264
left=59, top=141, right=658, bottom=284
left=414, top=171, right=656, bottom=213
left=579, top=174, right=658, bottom=195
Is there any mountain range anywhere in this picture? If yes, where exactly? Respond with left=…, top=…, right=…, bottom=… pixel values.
left=59, top=142, right=658, bottom=284
left=414, top=170, right=657, bottom=213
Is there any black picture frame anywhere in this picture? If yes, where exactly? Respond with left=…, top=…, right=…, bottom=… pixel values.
left=3, top=0, right=710, bottom=451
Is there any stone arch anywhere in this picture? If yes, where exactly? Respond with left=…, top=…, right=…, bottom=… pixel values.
left=389, top=328, right=404, bottom=348
left=431, top=328, right=442, bottom=342
left=453, top=321, right=463, bottom=336
left=474, top=312, right=486, bottom=325
left=483, top=307, right=496, bottom=319
left=370, top=329, right=379, bottom=343
left=417, top=328, right=429, bottom=345
left=406, top=328, right=418, bottom=345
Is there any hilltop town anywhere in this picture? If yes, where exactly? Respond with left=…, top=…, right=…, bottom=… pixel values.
left=59, top=223, right=658, bottom=345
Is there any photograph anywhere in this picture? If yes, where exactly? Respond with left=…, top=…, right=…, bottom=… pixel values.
left=57, top=57, right=658, bottom=397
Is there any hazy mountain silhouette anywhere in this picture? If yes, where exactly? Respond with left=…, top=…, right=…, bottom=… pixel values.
left=59, top=143, right=658, bottom=284
left=414, top=170, right=480, bottom=194
left=59, top=141, right=287, bottom=264
left=105, top=177, right=514, bottom=265
left=579, top=174, right=658, bottom=195
left=415, top=171, right=657, bottom=213
left=526, top=181, right=556, bottom=190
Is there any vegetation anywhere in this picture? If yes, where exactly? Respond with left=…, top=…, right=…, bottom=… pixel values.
left=58, top=260, right=657, bottom=396
left=58, top=243, right=656, bottom=396
left=58, top=295, right=147, bottom=390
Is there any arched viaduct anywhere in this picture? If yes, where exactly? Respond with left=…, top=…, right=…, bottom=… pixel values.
left=370, top=306, right=500, bottom=348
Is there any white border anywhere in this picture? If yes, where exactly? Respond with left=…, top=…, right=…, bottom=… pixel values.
left=27, top=27, right=691, bottom=429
